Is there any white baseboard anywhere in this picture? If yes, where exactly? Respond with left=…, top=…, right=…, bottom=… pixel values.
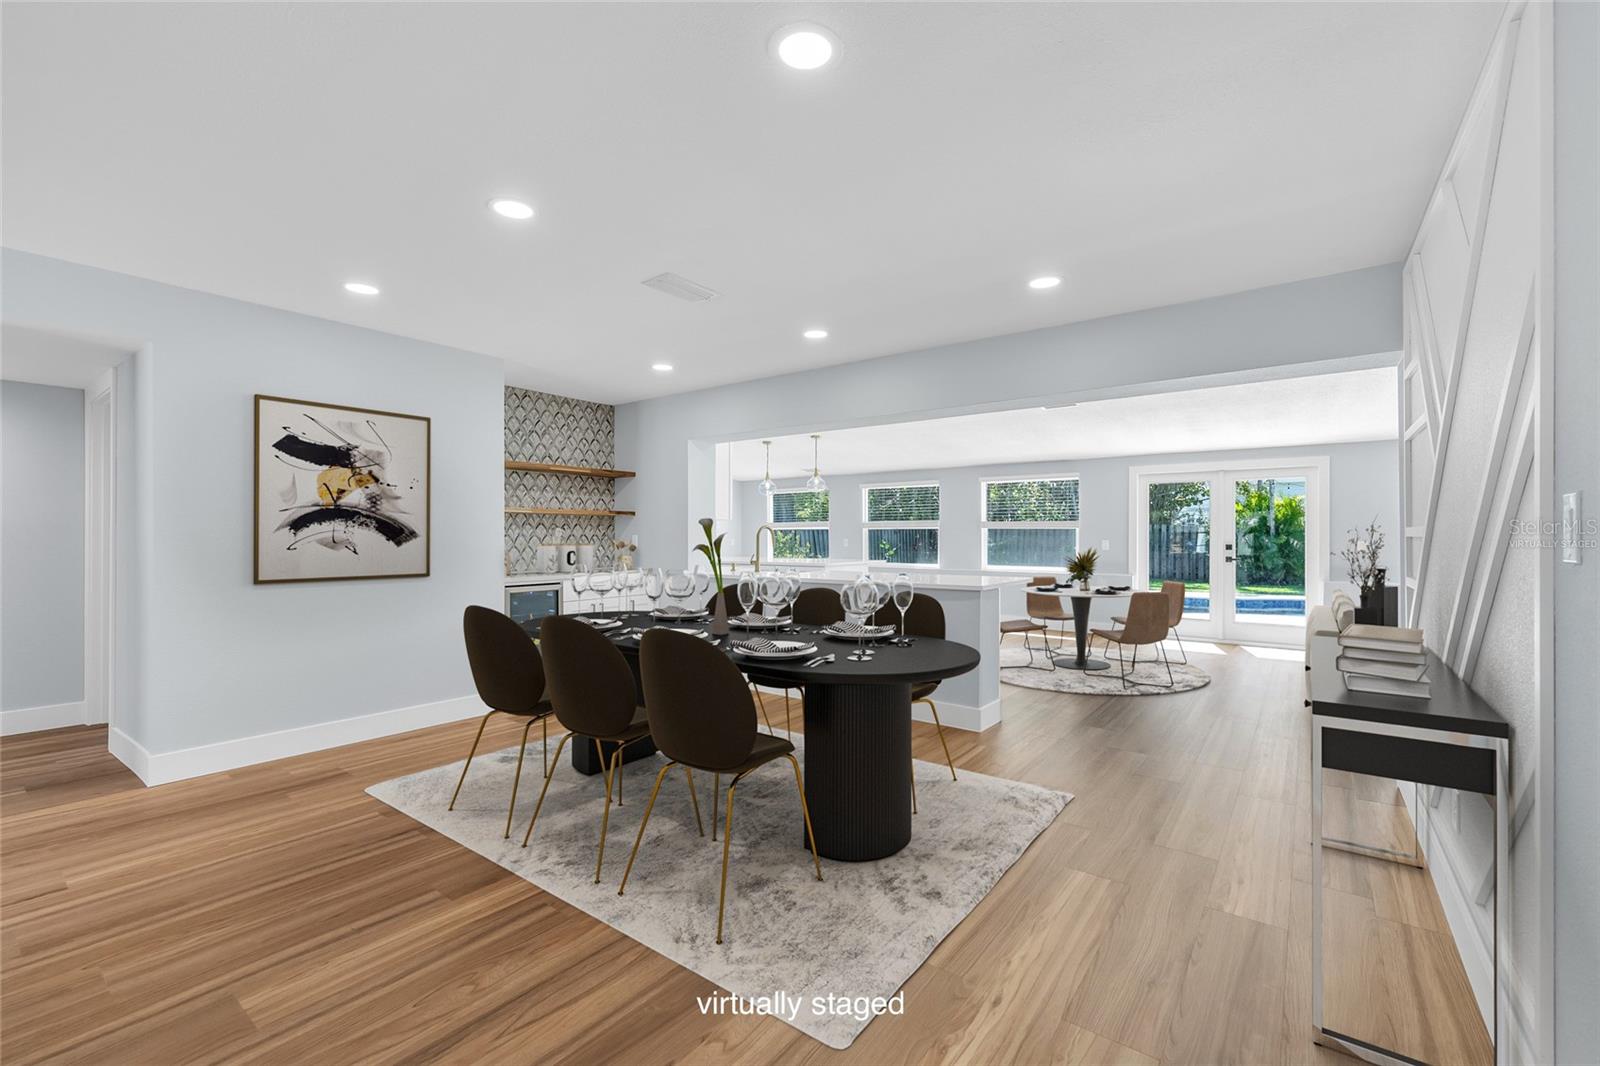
left=114, top=694, right=486, bottom=787
left=0, top=700, right=87, bottom=735
left=107, top=726, right=152, bottom=783
left=914, top=697, right=1001, bottom=732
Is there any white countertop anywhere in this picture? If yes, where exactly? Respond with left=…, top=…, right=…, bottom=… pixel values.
left=505, top=568, right=1026, bottom=592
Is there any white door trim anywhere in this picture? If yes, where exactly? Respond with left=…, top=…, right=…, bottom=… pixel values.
left=84, top=368, right=115, bottom=729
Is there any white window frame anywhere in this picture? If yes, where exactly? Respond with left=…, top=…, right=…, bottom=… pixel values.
left=861, top=480, right=941, bottom=568
left=767, top=489, right=830, bottom=560
left=979, top=474, right=1082, bottom=573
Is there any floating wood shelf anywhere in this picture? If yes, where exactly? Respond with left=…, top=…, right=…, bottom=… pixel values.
left=505, top=507, right=636, bottom=518
left=504, top=460, right=635, bottom=479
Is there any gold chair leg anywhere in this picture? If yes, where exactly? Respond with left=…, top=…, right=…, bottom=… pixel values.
left=521, top=732, right=572, bottom=846
left=593, top=738, right=612, bottom=800
left=618, top=761, right=674, bottom=895
left=711, top=771, right=719, bottom=841
left=503, top=717, right=536, bottom=839
left=594, top=747, right=620, bottom=883
left=447, top=709, right=497, bottom=811
left=918, top=698, right=958, bottom=782
left=716, top=777, right=738, bottom=944
left=785, top=754, right=824, bottom=882
left=684, top=766, right=705, bottom=836
left=541, top=716, right=551, bottom=778
left=784, top=689, right=792, bottom=735
left=910, top=764, right=918, bottom=814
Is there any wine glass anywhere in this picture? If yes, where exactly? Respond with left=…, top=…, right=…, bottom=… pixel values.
left=758, top=571, right=785, bottom=618
left=588, top=570, right=614, bottom=614
left=611, top=565, right=629, bottom=613
left=663, top=570, right=694, bottom=614
left=691, top=566, right=711, bottom=609
left=892, top=573, right=915, bottom=639
left=781, top=574, right=803, bottom=628
left=572, top=568, right=590, bottom=612
left=737, top=571, right=759, bottom=622
left=643, top=567, right=665, bottom=614
left=839, top=574, right=882, bottom=661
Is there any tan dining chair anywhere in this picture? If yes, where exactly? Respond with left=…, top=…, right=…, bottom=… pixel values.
left=1026, top=586, right=1074, bottom=653
left=1091, top=591, right=1176, bottom=689
left=624, top=628, right=822, bottom=944
left=1106, top=581, right=1188, bottom=663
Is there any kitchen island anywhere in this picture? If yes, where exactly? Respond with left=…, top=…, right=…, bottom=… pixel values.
left=727, top=564, right=1024, bottom=731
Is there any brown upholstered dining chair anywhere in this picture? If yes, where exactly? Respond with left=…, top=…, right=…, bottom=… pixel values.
left=453, top=606, right=557, bottom=838
left=1105, top=581, right=1188, bottom=663
left=870, top=595, right=957, bottom=813
left=706, top=584, right=744, bottom=618
left=792, top=586, right=846, bottom=626
left=1091, top=591, right=1176, bottom=689
left=622, top=629, right=822, bottom=944
left=521, top=615, right=657, bottom=883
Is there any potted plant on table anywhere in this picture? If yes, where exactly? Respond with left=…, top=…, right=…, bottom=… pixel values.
left=1067, top=547, right=1099, bottom=591
left=694, top=518, right=730, bottom=636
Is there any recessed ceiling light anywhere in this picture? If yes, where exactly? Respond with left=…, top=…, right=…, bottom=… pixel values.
left=489, top=198, right=535, bottom=221
left=651, top=362, right=674, bottom=372
left=1028, top=275, right=1062, bottom=290
left=343, top=281, right=380, bottom=296
left=802, top=328, right=829, bottom=340
left=772, top=24, right=837, bottom=70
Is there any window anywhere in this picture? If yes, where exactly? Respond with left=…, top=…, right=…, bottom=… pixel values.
left=981, top=476, right=1080, bottom=570
left=768, top=489, right=830, bottom=559
left=863, top=483, right=940, bottom=566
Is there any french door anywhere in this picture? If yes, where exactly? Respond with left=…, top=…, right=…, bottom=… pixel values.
left=1132, top=459, right=1326, bottom=646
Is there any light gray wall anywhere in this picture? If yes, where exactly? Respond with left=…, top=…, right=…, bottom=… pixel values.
left=1, top=249, right=504, bottom=756
left=614, top=263, right=1401, bottom=572
left=731, top=440, right=1399, bottom=614
left=1553, top=0, right=1599, bottom=1058
left=1, top=380, right=85, bottom=711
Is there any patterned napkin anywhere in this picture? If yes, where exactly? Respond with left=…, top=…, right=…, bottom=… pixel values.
left=735, top=638, right=810, bottom=655
left=822, top=621, right=892, bottom=637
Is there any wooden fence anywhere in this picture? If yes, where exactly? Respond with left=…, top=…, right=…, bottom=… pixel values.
left=1149, top=524, right=1210, bottom=583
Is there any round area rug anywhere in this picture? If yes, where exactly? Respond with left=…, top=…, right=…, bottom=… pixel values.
left=998, top=641, right=1210, bottom=695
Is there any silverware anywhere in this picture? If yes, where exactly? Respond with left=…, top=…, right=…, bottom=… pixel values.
left=803, top=654, right=835, bottom=668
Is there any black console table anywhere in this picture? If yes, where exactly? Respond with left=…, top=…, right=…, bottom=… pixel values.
left=1310, top=650, right=1510, bottom=1066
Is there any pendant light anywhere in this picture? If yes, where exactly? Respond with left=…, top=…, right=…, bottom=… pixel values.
left=758, top=440, right=776, bottom=496
left=804, top=433, right=827, bottom=492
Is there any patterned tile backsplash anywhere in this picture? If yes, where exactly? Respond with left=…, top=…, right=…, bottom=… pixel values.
left=504, top=386, right=621, bottom=573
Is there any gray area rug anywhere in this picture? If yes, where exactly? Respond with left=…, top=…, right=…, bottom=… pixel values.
left=367, top=732, right=1070, bottom=1049
left=999, top=642, right=1211, bottom=695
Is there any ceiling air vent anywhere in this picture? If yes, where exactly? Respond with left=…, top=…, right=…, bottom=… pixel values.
left=641, top=272, right=719, bottom=302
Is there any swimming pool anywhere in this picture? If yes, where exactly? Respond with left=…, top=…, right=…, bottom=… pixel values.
left=1183, top=595, right=1305, bottom=616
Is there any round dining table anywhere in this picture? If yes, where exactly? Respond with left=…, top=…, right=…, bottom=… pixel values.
left=1029, top=588, right=1134, bottom=671
left=575, top=610, right=980, bottom=862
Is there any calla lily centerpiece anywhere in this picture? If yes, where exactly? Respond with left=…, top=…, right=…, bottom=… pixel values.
left=693, top=518, right=726, bottom=593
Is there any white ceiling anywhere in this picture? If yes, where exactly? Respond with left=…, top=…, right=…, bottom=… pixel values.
left=2, top=4, right=1497, bottom=404
left=729, top=367, right=1398, bottom=480
left=1, top=324, right=133, bottom=389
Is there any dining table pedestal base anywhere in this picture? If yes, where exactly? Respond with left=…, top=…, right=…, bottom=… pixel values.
left=801, top=681, right=913, bottom=862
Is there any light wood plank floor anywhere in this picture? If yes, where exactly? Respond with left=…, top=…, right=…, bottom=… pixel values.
left=0, top=640, right=1491, bottom=1065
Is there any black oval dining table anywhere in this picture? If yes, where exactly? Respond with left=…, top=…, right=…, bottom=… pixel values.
left=565, top=611, right=981, bottom=861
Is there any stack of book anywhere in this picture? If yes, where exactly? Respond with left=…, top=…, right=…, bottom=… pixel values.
left=1336, top=622, right=1429, bottom=697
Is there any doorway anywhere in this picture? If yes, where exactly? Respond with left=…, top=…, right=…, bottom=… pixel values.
left=1131, top=458, right=1327, bottom=645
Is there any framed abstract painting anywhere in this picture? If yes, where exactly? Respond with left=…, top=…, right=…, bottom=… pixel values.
left=253, top=394, right=430, bottom=583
